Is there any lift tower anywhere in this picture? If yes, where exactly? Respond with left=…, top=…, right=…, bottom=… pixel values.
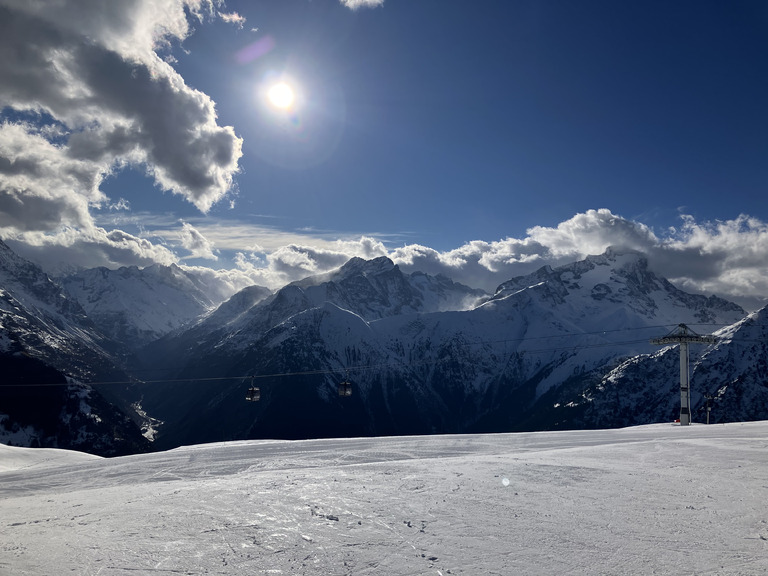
left=650, top=324, right=718, bottom=426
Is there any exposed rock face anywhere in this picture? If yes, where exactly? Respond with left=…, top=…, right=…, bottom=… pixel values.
left=2, top=239, right=762, bottom=454
left=0, top=239, right=150, bottom=455
left=135, top=250, right=749, bottom=449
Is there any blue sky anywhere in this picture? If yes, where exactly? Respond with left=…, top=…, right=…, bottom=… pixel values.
left=2, top=0, right=768, bottom=308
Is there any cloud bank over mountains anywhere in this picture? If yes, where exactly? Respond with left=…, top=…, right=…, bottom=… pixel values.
left=219, top=209, right=768, bottom=310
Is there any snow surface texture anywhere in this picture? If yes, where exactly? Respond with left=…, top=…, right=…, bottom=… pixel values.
left=2, top=422, right=768, bottom=575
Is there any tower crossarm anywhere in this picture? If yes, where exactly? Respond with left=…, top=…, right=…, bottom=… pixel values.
left=649, top=323, right=718, bottom=346
left=650, top=334, right=718, bottom=345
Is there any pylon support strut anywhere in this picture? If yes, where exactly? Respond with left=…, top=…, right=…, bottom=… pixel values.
left=650, top=324, right=717, bottom=426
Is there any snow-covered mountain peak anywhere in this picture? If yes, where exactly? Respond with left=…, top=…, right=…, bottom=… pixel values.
left=113, top=247, right=763, bottom=448
left=290, top=256, right=398, bottom=291
left=488, top=248, right=743, bottom=326
left=276, top=256, right=485, bottom=322
left=587, top=245, right=646, bottom=264
left=0, top=238, right=90, bottom=330
left=199, top=284, right=273, bottom=330
left=338, top=255, right=396, bottom=278
left=712, top=304, right=768, bottom=343
left=61, top=264, right=225, bottom=348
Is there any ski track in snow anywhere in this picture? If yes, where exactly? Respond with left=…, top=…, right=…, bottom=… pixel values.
left=2, top=423, right=768, bottom=575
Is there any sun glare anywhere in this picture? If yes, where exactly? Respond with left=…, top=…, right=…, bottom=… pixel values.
left=268, top=82, right=295, bottom=109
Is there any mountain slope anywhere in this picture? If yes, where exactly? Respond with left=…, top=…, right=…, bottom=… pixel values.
left=545, top=305, right=768, bottom=429
left=137, top=250, right=749, bottom=448
left=135, top=257, right=487, bottom=447
left=61, top=263, right=240, bottom=350
left=0, top=239, right=150, bottom=455
left=138, top=256, right=483, bottom=374
left=0, top=238, right=115, bottom=377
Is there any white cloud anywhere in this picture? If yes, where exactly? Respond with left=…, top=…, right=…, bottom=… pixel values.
left=0, top=0, right=242, bottom=235
left=219, top=11, right=245, bottom=28
left=525, top=208, right=659, bottom=257
left=179, top=221, right=217, bottom=260
left=0, top=122, right=105, bottom=231
left=339, top=0, right=385, bottom=9
left=5, top=226, right=177, bottom=275
left=177, top=263, right=266, bottom=303
left=651, top=214, right=768, bottom=309
left=103, top=210, right=756, bottom=312
left=109, top=198, right=131, bottom=211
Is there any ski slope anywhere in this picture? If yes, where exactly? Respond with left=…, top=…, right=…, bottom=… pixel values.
left=2, top=422, right=768, bottom=575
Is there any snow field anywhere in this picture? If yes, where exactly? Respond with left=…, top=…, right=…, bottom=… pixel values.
left=2, top=422, right=768, bottom=575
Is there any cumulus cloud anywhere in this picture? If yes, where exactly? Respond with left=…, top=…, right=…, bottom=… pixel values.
left=0, top=122, right=105, bottom=231
left=651, top=214, right=768, bottom=309
left=231, top=237, right=388, bottom=288
left=525, top=209, right=659, bottom=257
left=339, top=0, right=385, bottom=10
left=177, top=263, right=267, bottom=303
left=0, top=0, right=242, bottom=237
left=5, top=226, right=177, bottom=275
left=179, top=221, right=218, bottom=260
left=219, top=11, right=246, bottom=28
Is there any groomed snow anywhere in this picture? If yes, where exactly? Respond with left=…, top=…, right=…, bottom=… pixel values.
left=0, top=443, right=100, bottom=473
left=2, top=422, right=768, bottom=575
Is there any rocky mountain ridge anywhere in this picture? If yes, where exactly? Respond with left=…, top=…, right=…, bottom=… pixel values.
left=60, top=263, right=253, bottom=350
left=1, top=239, right=766, bottom=454
left=133, top=249, right=752, bottom=449
left=0, top=239, right=150, bottom=455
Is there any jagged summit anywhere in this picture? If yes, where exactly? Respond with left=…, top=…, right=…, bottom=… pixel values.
left=338, top=255, right=396, bottom=277
left=489, top=248, right=743, bottom=326
left=281, top=255, right=483, bottom=321
left=290, top=256, right=397, bottom=290
left=494, top=248, right=646, bottom=295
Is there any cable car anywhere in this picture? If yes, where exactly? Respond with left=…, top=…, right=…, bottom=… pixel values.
left=338, top=380, right=352, bottom=397
left=245, top=377, right=260, bottom=402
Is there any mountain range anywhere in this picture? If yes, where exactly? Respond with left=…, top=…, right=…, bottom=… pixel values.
left=1, top=238, right=764, bottom=455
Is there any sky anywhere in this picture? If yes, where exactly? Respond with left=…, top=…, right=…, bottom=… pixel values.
left=1, top=0, right=768, bottom=309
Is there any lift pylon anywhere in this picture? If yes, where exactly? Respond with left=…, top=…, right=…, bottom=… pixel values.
left=650, top=324, right=717, bottom=425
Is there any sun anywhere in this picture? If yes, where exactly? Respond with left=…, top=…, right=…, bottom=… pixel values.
left=268, top=82, right=295, bottom=109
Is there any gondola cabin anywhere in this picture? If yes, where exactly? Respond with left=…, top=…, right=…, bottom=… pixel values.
left=245, top=386, right=261, bottom=402
left=338, top=380, right=352, bottom=397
